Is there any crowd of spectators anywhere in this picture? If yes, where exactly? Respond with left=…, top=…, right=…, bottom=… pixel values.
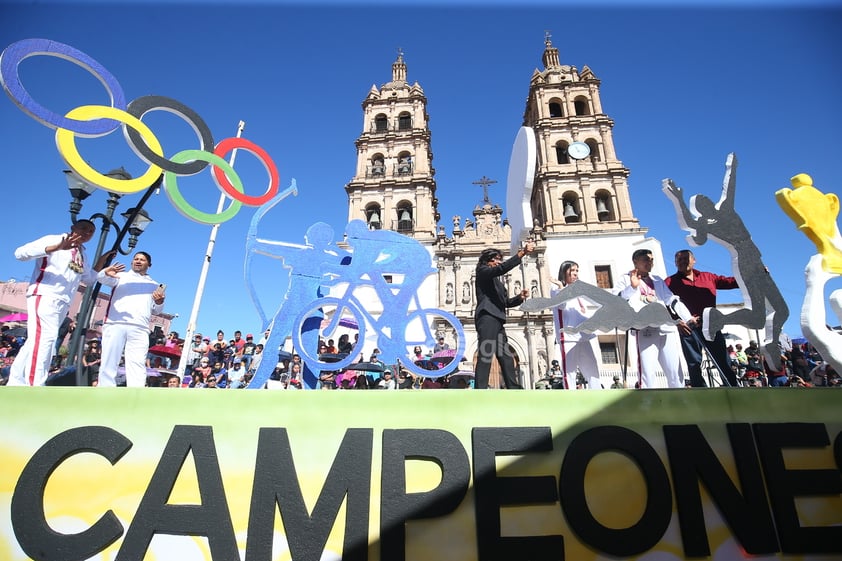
left=2, top=321, right=841, bottom=390
left=726, top=338, right=841, bottom=388
left=138, top=328, right=469, bottom=390
left=533, top=337, right=842, bottom=390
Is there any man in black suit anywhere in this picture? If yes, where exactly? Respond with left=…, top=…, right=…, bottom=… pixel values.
left=474, top=241, right=535, bottom=389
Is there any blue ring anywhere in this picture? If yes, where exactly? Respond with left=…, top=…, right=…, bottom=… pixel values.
left=0, top=38, right=126, bottom=137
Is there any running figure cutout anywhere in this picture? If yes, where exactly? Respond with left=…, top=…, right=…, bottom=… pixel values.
left=663, top=153, right=788, bottom=370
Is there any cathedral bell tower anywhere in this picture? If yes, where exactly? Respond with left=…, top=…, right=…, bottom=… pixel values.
left=345, top=51, right=439, bottom=241
left=525, top=34, right=640, bottom=235
left=524, top=34, right=659, bottom=295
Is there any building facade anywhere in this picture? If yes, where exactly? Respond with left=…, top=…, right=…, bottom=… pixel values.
left=345, top=38, right=675, bottom=388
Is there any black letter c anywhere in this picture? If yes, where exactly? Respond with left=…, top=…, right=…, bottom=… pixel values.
left=11, top=426, right=131, bottom=561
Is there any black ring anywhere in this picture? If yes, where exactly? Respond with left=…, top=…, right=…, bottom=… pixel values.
left=125, top=95, right=214, bottom=175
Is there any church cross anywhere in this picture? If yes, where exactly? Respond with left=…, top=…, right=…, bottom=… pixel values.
left=472, top=176, right=498, bottom=204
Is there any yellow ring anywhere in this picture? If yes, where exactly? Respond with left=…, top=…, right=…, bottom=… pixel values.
left=55, top=105, right=163, bottom=194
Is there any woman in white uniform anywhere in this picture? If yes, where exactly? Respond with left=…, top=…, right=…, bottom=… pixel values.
left=550, top=261, right=602, bottom=389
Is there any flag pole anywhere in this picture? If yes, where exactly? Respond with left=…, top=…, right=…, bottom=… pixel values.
left=175, top=120, right=245, bottom=381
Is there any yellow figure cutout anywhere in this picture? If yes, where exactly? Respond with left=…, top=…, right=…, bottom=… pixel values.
left=775, top=173, right=842, bottom=273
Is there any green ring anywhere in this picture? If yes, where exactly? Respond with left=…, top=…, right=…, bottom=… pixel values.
left=164, top=149, right=244, bottom=224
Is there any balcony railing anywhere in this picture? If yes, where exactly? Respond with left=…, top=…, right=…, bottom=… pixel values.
left=370, top=118, right=414, bottom=133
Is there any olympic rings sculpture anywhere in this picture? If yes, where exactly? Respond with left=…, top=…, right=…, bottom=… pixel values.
left=0, top=38, right=281, bottom=224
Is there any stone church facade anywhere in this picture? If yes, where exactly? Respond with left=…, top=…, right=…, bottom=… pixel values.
left=344, top=37, right=670, bottom=388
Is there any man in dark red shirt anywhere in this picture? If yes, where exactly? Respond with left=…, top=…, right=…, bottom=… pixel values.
left=665, top=249, right=739, bottom=387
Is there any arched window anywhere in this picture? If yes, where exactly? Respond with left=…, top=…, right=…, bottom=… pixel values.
left=366, top=204, right=382, bottom=230
left=574, top=96, right=590, bottom=116
left=396, top=152, right=413, bottom=176
left=562, top=192, right=580, bottom=223
left=549, top=100, right=563, bottom=118
left=374, top=114, right=388, bottom=132
left=555, top=141, right=570, bottom=164
left=370, top=153, right=385, bottom=177
left=585, top=139, right=600, bottom=162
left=396, top=202, right=413, bottom=232
left=398, top=112, right=412, bottom=130
left=594, top=189, right=614, bottom=222
left=531, top=186, right=546, bottom=228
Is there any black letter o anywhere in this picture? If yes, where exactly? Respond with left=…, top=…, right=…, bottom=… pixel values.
left=560, top=425, right=671, bottom=556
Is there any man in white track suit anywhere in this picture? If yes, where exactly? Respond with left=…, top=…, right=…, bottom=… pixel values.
left=8, top=220, right=110, bottom=386
left=616, top=248, right=691, bottom=389
left=97, top=251, right=166, bottom=387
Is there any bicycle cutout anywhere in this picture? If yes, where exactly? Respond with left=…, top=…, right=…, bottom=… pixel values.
left=292, top=288, right=464, bottom=378
left=291, top=219, right=465, bottom=378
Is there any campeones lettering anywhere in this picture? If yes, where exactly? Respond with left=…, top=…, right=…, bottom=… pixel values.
left=11, top=423, right=842, bottom=561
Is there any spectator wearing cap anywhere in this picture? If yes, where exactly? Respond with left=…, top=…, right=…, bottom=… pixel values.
left=433, top=336, right=450, bottom=353
left=610, top=375, right=624, bottom=389
left=228, top=357, right=247, bottom=388
left=376, top=369, right=398, bottom=389
left=241, top=333, right=258, bottom=370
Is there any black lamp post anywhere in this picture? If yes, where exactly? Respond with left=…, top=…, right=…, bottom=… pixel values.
left=64, top=168, right=162, bottom=386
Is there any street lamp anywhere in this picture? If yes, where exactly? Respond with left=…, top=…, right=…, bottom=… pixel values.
left=63, top=168, right=161, bottom=386
left=121, top=207, right=153, bottom=250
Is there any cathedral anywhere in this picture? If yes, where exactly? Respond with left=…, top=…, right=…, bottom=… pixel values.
left=343, top=36, right=669, bottom=388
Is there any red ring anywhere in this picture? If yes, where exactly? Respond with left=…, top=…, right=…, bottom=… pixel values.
left=212, top=137, right=279, bottom=206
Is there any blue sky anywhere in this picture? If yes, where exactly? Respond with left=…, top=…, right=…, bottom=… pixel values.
left=1, top=1, right=840, bottom=341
